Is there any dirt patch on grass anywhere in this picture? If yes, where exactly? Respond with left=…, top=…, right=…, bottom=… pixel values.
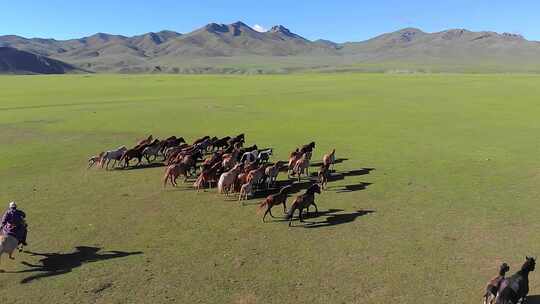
left=232, top=292, right=258, bottom=304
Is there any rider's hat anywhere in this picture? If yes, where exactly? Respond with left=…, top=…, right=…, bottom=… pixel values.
left=9, top=201, right=17, bottom=209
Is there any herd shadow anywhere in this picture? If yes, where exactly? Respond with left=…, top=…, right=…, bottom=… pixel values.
left=527, top=296, right=540, bottom=304
left=13, top=246, right=142, bottom=284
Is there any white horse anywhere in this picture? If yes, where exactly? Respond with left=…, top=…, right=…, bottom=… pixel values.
left=240, top=150, right=259, bottom=164
left=100, top=146, right=127, bottom=169
left=0, top=234, right=19, bottom=271
left=257, top=148, right=273, bottom=163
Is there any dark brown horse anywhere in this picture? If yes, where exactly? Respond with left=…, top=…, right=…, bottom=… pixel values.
left=496, top=257, right=536, bottom=304
left=484, top=263, right=510, bottom=304
left=258, top=185, right=292, bottom=222
left=286, top=184, right=321, bottom=226
left=300, top=141, right=315, bottom=154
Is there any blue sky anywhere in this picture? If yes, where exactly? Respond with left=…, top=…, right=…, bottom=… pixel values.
left=2, top=0, right=539, bottom=42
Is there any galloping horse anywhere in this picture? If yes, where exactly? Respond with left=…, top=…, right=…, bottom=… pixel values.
left=496, top=257, right=536, bottom=304
left=286, top=184, right=321, bottom=226
left=264, top=161, right=283, bottom=188
left=258, top=185, right=292, bottom=222
left=292, top=152, right=311, bottom=181
left=100, top=146, right=127, bottom=169
left=323, top=149, right=336, bottom=170
left=163, top=163, right=190, bottom=187
left=217, top=164, right=243, bottom=196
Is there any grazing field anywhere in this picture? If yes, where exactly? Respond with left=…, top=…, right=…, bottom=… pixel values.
left=2, top=73, right=540, bottom=304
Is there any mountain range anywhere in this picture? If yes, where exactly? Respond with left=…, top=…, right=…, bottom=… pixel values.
left=1, top=21, right=540, bottom=74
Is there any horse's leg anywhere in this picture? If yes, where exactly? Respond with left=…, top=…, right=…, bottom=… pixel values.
left=263, top=208, right=270, bottom=222
left=298, top=209, right=304, bottom=223
left=312, top=202, right=318, bottom=215
left=282, top=202, right=287, bottom=214
left=269, top=208, right=276, bottom=218
left=288, top=208, right=296, bottom=227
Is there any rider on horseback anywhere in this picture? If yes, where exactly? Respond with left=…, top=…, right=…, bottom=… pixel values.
left=0, top=202, right=28, bottom=246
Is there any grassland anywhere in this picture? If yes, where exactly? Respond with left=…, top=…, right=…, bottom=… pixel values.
left=1, top=74, right=540, bottom=303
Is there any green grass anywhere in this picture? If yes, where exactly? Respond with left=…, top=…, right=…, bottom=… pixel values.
left=1, top=73, right=540, bottom=303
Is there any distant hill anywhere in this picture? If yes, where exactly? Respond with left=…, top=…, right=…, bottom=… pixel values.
left=2, top=23, right=540, bottom=73
left=0, top=47, right=77, bottom=74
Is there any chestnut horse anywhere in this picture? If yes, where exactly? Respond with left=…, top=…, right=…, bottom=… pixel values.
left=286, top=184, right=321, bottom=226
left=258, top=185, right=292, bottom=222
left=163, top=163, right=190, bottom=187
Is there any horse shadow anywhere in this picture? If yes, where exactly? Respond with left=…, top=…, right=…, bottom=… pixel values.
left=16, top=246, right=142, bottom=284
left=301, top=209, right=376, bottom=228
left=330, top=182, right=372, bottom=193
left=114, top=162, right=165, bottom=171
left=527, top=295, right=540, bottom=304
left=310, top=158, right=349, bottom=167
left=268, top=209, right=345, bottom=222
left=247, top=180, right=316, bottom=200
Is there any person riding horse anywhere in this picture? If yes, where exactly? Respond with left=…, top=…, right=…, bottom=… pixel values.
left=0, top=202, right=28, bottom=246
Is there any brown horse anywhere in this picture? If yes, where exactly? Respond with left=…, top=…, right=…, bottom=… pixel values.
left=300, top=141, right=315, bottom=154
left=286, top=184, right=321, bottom=226
left=258, top=185, right=292, bottom=222
left=194, top=162, right=222, bottom=192
left=287, top=150, right=302, bottom=177
left=323, top=149, right=336, bottom=170
left=318, top=163, right=331, bottom=190
left=163, top=163, right=190, bottom=187
left=484, top=263, right=510, bottom=304
left=292, top=152, right=311, bottom=181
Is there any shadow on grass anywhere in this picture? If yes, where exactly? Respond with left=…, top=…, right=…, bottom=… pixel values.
left=331, top=182, right=372, bottom=193
left=527, top=295, right=540, bottom=304
left=114, top=162, right=166, bottom=171
left=15, top=246, right=142, bottom=284
left=310, top=158, right=349, bottom=167
left=299, top=209, right=376, bottom=228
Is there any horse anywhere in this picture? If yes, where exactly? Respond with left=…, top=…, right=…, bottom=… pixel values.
left=100, top=146, right=127, bottom=169
left=286, top=184, right=321, bottom=226
left=160, top=136, right=186, bottom=154
left=135, top=135, right=153, bottom=147
left=247, top=166, right=266, bottom=190
left=238, top=180, right=254, bottom=203
left=258, top=185, right=292, bottom=222
left=300, top=142, right=316, bottom=154
left=217, top=164, right=243, bottom=196
left=163, top=163, right=190, bottom=187
left=288, top=150, right=302, bottom=177
left=265, top=161, right=283, bottom=188
left=193, top=136, right=210, bottom=146
left=120, top=147, right=146, bottom=168
left=194, top=162, right=222, bottom=192
left=142, top=144, right=163, bottom=163
left=323, top=149, right=336, bottom=170
left=240, top=150, right=259, bottom=164
left=318, top=163, right=331, bottom=190
left=496, top=256, right=536, bottom=304
left=212, top=136, right=231, bottom=151
left=0, top=234, right=19, bottom=271
left=484, top=263, right=510, bottom=304
left=257, top=148, right=273, bottom=163
left=292, top=152, right=311, bottom=181
left=87, top=152, right=104, bottom=169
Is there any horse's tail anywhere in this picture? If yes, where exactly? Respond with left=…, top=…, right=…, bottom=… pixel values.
left=257, top=199, right=269, bottom=214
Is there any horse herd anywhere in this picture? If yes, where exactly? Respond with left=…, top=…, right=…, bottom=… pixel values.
left=89, top=134, right=337, bottom=226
